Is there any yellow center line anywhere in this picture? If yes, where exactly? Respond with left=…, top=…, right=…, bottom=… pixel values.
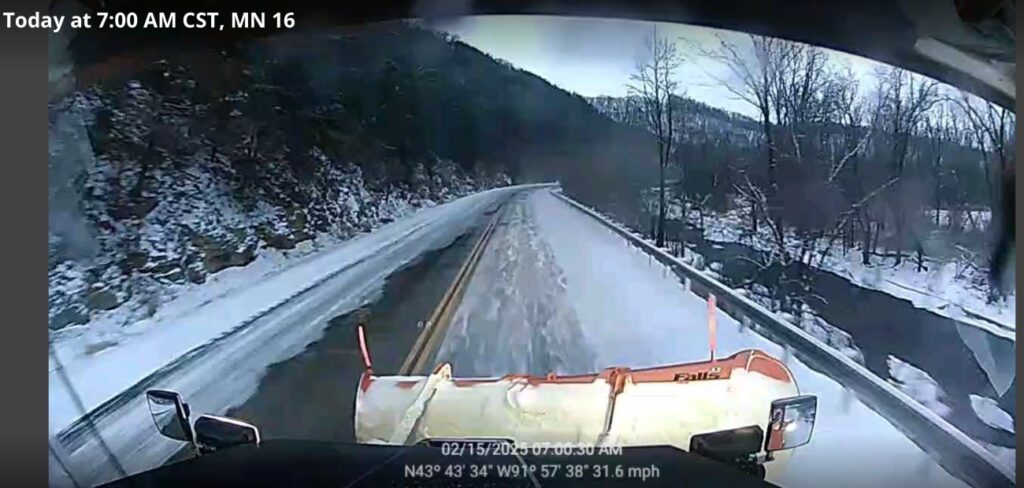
left=398, top=202, right=507, bottom=375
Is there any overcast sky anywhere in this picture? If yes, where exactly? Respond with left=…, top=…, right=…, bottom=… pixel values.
left=433, top=15, right=891, bottom=118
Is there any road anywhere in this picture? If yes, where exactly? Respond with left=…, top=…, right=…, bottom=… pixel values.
left=48, top=186, right=525, bottom=486
left=223, top=208, right=499, bottom=442
left=53, top=186, right=1004, bottom=488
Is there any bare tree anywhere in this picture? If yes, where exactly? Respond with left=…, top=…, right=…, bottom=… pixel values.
left=956, top=91, right=1016, bottom=214
left=921, top=100, right=964, bottom=229
left=628, top=26, right=682, bottom=247
left=704, top=35, right=790, bottom=235
left=872, top=66, right=940, bottom=264
left=954, top=91, right=1015, bottom=300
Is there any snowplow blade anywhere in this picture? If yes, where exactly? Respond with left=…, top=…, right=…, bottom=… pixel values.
left=355, top=349, right=799, bottom=456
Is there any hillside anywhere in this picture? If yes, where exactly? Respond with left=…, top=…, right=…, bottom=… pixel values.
left=587, top=94, right=760, bottom=143
left=48, top=21, right=657, bottom=331
left=585, top=93, right=994, bottom=222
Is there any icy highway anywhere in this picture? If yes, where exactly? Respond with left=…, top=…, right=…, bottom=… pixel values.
left=50, top=186, right=1007, bottom=488
left=434, top=190, right=978, bottom=488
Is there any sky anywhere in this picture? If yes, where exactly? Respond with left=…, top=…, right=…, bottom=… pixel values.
left=432, top=15, right=890, bottom=119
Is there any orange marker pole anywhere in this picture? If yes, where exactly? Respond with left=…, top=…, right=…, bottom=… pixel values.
left=358, top=324, right=373, bottom=371
left=707, top=294, right=717, bottom=361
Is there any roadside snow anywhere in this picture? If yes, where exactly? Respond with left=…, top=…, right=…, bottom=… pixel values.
left=980, top=442, right=1016, bottom=475
left=50, top=238, right=329, bottom=357
left=48, top=186, right=535, bottom=436
left=701, top=209, right=1015, bottom=339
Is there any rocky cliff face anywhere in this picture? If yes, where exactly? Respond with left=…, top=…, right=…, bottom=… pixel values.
left=48, top=55, right=508, bottom=331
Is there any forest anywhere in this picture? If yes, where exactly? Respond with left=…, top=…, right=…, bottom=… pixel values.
left=587, top=30, right=1015, bottom=307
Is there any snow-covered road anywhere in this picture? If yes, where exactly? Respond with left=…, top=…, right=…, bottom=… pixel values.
left=438, top=192, right=597, bottom=376
left=440, top=190, right=975, bottom=488
left=48, top=185, right=542, bottom=486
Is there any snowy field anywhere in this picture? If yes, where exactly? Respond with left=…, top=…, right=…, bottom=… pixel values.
left=700, top=208, right=1016, bottom=338
left=441, top=189, right=999, bottom=488
left=48, top=185, right=544, bottom=486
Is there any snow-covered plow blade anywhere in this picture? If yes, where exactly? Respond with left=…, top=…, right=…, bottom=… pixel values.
left=355, top=332, right=814, bottom=477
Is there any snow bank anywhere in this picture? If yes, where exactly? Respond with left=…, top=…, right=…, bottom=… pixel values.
left=980, top=442, right=1016, bottom=475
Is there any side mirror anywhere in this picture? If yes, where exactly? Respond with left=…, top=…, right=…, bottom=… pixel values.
left=689, top=425, right=766, bottom=478
left=765, top=395, right=817, bottom=453
left=194, top=415, right=261, bottom=451
left=690, top=425, right=764, bottom=461
left=145, top=389, right=194, bottom=443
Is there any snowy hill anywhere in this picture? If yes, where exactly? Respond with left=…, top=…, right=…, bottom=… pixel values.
left=48, top=82, right=505, bottom=332
left=587, top=94, right=760, bottom=145
left=48, top=22, right=659, bottom=332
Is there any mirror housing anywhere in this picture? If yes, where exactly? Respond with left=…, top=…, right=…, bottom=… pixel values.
left=145, top=389, right=194, bottom=443
left=690, top=426, right=766, bottom=479
left=765, top=395, right=817, bottom=453
left=690, top=425, right=764, bottom=461
left=194, top=415, right=261, bottom=452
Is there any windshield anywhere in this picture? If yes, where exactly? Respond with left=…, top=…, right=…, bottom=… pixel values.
left=48, top=12, right=1014, bottom=488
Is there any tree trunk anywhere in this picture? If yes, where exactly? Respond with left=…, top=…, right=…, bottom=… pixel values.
left=845, top=219, right=853, bottom=252
left=657, top=160, right=667, bottom=247
left=861, top=224, right=872, bottom=265
left=751, top=203, right=759, bottom=234
left=871, top=220, right=882, bottom=256
left=762, top=112, right=780, bottom=233
left=916, top=243, right=925, bottom=272
left=934, top=154, right=942, bottom=227
left=894, top=210, right=905, bottom=265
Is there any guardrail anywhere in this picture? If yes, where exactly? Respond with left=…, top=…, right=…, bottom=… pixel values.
left=551, top=190, right=1014, bottom=488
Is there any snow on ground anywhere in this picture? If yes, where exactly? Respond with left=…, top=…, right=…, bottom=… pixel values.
left=52, top=238, right=328, bottom=359
left=980, top=442, right=1017, bottom=476
left=48, top=186, right=534, bottom=437
left=443, top=189, right=976, bottom=488
left=701, top=208, right=1016, bottom=338
left=927, top=209, right=992, bottom=232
